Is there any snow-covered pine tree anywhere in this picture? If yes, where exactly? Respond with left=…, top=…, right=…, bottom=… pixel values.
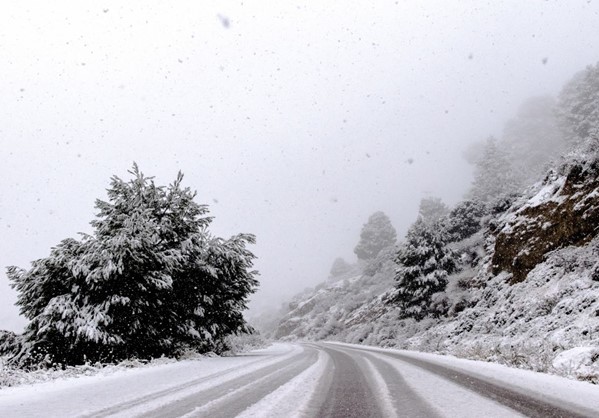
left=418, top=196, right=449, bottom=225
left=392, top=218, right=456, bottom=320
left=0, top=330, right=19, bottom=357
left=468, top=137, right=521, bottom=206
left=443, top=200, right=486, bottom=242
left=7, top=238, right=86, bottom=366
left=172, top=233, right=258, bottom=353
left=354, top=211, right=397, bottom=260
left=7, top=164, right=258, bottom=367
left=557, top=61, right=599, bottom=144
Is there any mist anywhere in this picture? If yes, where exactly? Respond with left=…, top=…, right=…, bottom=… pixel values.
left=1, top=1, right=599, bottom=330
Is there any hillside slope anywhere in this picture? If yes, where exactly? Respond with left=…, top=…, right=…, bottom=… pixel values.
left=270, top=142, right=599, bottom=383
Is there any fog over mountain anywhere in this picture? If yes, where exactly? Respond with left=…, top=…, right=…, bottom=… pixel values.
left=2, top=1, right=599, bottom=330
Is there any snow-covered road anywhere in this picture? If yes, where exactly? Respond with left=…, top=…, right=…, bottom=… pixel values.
left=1, top=342, right=598, bottom=417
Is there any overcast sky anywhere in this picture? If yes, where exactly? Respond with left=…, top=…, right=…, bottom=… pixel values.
left=1, top=1, right=599, bottom=330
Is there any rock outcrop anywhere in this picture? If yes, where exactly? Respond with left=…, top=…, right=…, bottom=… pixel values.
left=492, top=148, right=599, bottom=283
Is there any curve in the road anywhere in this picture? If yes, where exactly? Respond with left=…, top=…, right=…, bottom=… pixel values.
left=75, top=342, right=599, bottom=418
left=314, top=345, right=383, bottom=418
left=332, top=343, right=596, bottom=418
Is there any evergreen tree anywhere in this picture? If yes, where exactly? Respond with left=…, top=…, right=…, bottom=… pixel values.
left=468, top=137, right=521, bottom=205
left=418, top=197, right=449, bottom=224
left=178, top=233, right=258, bottom=352
left=443, top=200, right=486, bottom=242
left=557, top=62, right=599, bottom=144
left=354, top=211, right=397, bottom=260
left=362, top=244, right=398, bottom=277
left=0, top=330, right=19, bottom=356
left=392, top=219, right=456, bottom=320
left=502, top=96, right=564, bottom=184
left=7, top=164, right=258, bottom=367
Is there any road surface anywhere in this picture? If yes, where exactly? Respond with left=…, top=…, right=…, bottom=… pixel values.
left=1, top=342, right=598, bottom=417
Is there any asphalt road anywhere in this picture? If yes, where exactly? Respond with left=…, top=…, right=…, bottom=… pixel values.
left=312, top=344, right=440, bottom=418
left=82, top=342, right=597, bottom=417
left=7, top=342, right=597, bottom=417
left=316, top=344, right=596, bottom=418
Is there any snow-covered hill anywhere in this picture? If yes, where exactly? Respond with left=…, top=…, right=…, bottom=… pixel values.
left=269, top=142, right=599, bottom=384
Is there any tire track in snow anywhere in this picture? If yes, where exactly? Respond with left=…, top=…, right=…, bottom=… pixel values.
left=81, top=344, right=304, bottom=418
left=360, top=354, right=439, bottom=418
left=377, top=350, right=593, bottom=418
left=361, top=350, right=520, bottom=418
left=318, top=343, right=438, bottom=418
left=359, top=357, right=398, bottom=418
left=136, top=346, right=318, bottom=417
left=234, top=347, right=330, bottom=418
left=331, top=343, right=596, bottom=418
left=314, top=345, right=383, bottom=417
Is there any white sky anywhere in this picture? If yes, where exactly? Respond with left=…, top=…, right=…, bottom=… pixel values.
left=1, top=1, right=599, bottom=330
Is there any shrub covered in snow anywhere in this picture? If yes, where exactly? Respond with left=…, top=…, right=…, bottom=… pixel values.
left=6, top=165, right=258, bottom=368
left=222, top=331, right=268, bottom=356
left=328, top=257, right=354, bottom=279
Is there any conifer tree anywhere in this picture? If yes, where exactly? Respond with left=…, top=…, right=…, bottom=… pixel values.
left=392, top=219, right=456, bottom=320
left=468, top=137, right=521, bottom=205
left=354, top=211, right=397, bottom=260
left=7, top=164, right=258, bottom=367
left=418, top=197, right=449, bottom=225
left=557, top=62, right=599, bottom=144
left=443, top=200, right=486, bottom=242
left=502, top=96, right=563, bottom=184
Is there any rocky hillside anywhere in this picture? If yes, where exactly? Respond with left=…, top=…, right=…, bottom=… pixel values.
left=492, top=147, right=599, bottom=283
left=269, top=141, right=599, bottom=383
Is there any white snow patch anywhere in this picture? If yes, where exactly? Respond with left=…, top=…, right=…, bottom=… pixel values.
left=553, top=347, right=599, bottom=376
left=367, top=350, right=524, bottom=418
left=0, top=343, right=298, bottom=418
left=527, top=176, right=565, bottom=207
left=236, top=348, right=330, bottom=418
left=361, top=356, right=397, bottom=418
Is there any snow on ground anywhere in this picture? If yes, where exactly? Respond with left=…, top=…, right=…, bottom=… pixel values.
left=367, top=350, right=524, bottom=418
left=329, top=342, right=599, bottom=414
left=3, top=341, right=599, bottom=417
left=0, top=343, right=297, bottom=418
left=0, top=356, right=179, bottom=388
left=525, top=176, right=566, bottom=208
left=328, top=236, right=599, bottom=383
left=360, top=356, right=398, bottom=417
left=236, top=348, right=329, bottom=418
left=553, top=346, right=599, bottom=379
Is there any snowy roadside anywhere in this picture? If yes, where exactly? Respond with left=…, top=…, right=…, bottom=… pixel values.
left=0, top=355, right=191, bottom=389
left=327, top=341, right=599, bottom=412
left=0, top=333, right=268, bottom=389
left=0, top=343, right=292, bottom=417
